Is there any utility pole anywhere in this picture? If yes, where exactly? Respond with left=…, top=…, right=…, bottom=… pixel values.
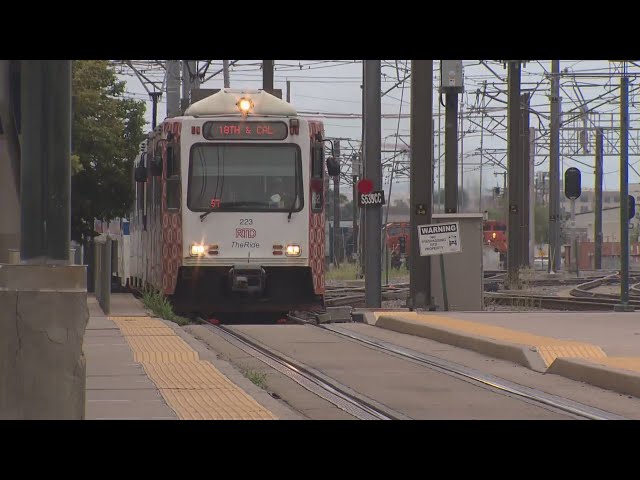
left=166, top=60, right=181, bottom=118
left=520, top=92, right=531, bottom=268
left=459, top=102, right=465, bottom=211
left=529, top=126, right=536, bottom=266
left=223, top=60, right=230, bottom=88
left=286, top=80, right=291, bottom=103
left=616, top=74, right=632, bottom=311
left=359, top=83, right=365, bottom=278
left=352, top=153, right=360, bottom=261
left=549, top=60, right=561, bottom=273
left=594, top=127, right=604, bottom=269
left=181, top=60, right=200, bottom=112
left=479, top=84, right=486, bottom=214
left=437, top=89, right=442, bottom=212
left=363, top=60, right=382, bottom=308
left=333, top=140, right=341, bottom=266
left=444, top=84, right=459, bottom=213
left=507, top=61, right=522, bottom=286
left=409, top=60, right=433, bottom=310
left=263, top=60, right=274, bottom=92
left=149, top=91, right=162, bottom=129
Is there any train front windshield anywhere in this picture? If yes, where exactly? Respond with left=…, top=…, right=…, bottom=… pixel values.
left=188, top=144, right=304, bottom=212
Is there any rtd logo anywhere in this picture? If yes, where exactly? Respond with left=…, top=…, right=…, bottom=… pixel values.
left=235, top=228, right=257, bottom=239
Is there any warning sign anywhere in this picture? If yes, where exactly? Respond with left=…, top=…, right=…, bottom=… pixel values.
left=417, top=222, right=462, bottom=256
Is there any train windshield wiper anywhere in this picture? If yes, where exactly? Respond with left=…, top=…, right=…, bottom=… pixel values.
left=287, top=194, right=298, bottom=222
left=200, top=211, right=214, bottom=222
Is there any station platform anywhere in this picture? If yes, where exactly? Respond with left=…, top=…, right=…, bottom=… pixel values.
left=359, top=309, right=640, bottom=398
left=84, top=294, right=294, bottom=420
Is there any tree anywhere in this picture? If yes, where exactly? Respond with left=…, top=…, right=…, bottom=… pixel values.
left=71, top=61, right=146, bottom=243
left=388, top=198, right=409, bottom=216
left=327, top=190, right=351, bottom=222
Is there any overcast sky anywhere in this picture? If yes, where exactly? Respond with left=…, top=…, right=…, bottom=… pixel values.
left=118, top=60, right=640, bottom=210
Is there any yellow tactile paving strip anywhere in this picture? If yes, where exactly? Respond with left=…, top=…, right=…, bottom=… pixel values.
left=125, top=335, right=200, bottom=362
left=375, top=312, right=607, bottom=367
left=109, top=316, right=276, bottom=420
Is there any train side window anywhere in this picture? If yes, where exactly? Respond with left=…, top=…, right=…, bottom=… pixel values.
left=166, top=179, right=180, bottom=211
left=311, top=143, right=324, bottom=179
left=167, top=143, right=180, bottom=177
left=311, top=143, right=324, bottom=213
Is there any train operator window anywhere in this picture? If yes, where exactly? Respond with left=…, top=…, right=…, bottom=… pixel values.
left=187, top=144, right=303, bottom=213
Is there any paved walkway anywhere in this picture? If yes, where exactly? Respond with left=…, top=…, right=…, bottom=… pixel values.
left=84, top=294, right=286, bottom=420
left=85, top=297, right=176, bottom=419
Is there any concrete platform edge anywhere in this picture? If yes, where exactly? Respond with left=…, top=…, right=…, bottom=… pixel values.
left=547, top=358, right=640, bottom=399
left=375, top=315, right=547, bottom=372
left=371, top=311, right=640, bottom=398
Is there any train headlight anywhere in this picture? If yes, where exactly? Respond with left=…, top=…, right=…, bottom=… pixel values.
left=492, top=232, right=497, bottom=239
left=285, top=244, right=301, bottom=257
left=237, top=97, right=253, bottom=115
left=190, top=244, right=206, bottom=256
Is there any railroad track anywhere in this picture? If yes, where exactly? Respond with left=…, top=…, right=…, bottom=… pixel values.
left=325, top=284, right=409, bottom=307
left=484, top=292, right=638, bottom=310
left=283, top=315, right=625, bottom=420
left=196, top=320, right=408, bottom=420
left=194, top=314, right=625, bottom=420
left=487, top=271, right=640, bottom=311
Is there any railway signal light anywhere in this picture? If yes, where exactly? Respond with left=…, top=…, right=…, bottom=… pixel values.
left=564, top=167, right=582, bottom=200
left=629, top=195, right=636, bottom=219
left=398, top=236, right=406, bottom=254
left=357, top=178, right=373, bottom=194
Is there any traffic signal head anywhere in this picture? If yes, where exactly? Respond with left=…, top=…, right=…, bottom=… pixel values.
left=564, top=167, right=581, bottom=200
left=629, top=195, right=636, bottom=219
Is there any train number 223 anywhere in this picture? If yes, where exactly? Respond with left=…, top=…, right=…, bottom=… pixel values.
left=239, top=219, right=253, bottom=225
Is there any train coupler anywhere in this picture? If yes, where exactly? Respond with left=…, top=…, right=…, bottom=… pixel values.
left=228, top=264, right=266, bottom=295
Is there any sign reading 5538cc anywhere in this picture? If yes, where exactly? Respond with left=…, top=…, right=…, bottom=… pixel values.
left=417, top=222, right=462, bottom=256
left=358, top=190, right=386, bottom=207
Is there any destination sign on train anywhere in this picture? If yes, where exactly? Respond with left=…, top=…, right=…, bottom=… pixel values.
left=203, top=121, right=288, bottom=140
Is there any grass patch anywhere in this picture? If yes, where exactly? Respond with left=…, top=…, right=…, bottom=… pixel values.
left=141, top=288, right=190, bottom=326
left=244, top=369, right=267, bottom=389
left=325, top=262, right=410, bottom=282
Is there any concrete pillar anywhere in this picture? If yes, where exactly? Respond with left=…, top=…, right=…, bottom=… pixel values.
left=0, top=265, right=88, bottom=419
left=0, top=60, right=88, bottom=420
